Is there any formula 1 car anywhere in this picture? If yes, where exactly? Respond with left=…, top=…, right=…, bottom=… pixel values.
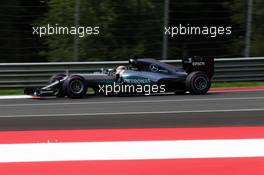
left=24, top=57, right=214, bottom=98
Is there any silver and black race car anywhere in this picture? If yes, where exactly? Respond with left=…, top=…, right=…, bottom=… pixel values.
left=24, top=57, right=214, bottom=98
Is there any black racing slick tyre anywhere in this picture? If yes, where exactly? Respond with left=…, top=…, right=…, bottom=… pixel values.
left=49, top=74, right=66, bottom=97
left=186, top=71, right=211, bottom=95
left=63, top=76, right=87, bottom=98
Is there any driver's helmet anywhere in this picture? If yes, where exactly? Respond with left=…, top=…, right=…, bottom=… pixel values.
left=129, top=58, right=138, bottom=67
left=116, top=65, right=126, bottom=75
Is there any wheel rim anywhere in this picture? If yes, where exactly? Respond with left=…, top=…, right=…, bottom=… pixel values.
left=194, top=76, right=208, bottom=91
left=70, top=79, right=84, bottom=94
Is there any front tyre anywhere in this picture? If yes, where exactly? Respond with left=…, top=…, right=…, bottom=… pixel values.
left=186, top=71, right=211, bottom=95
left=63, top=76, right=87, bottom=98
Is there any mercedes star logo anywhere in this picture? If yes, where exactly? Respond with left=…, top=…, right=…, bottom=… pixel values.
left=149, top=64, right=159, bottom=72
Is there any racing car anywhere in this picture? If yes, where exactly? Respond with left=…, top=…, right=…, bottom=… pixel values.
left=24, top=56, right=214, bottom=98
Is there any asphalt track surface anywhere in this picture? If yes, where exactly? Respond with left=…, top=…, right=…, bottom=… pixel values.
left=0, top=90, right=264, bottom=130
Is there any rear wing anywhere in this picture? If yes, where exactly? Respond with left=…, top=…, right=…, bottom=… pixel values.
left=182, top=57, right=214, bottom=79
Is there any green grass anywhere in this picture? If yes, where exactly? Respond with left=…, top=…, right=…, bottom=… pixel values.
left=211, top=81, right=264, bottom=88
left=0, top=81, right=263, bottom=95
left=0, top=88, right=24, bottom=95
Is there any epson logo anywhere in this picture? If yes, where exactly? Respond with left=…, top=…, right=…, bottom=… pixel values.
left=192, top=62, right=205, bottom=66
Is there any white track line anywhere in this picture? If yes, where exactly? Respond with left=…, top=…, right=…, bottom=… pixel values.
left=1, top=108, right=264, bottom=118
left=0, top=96, right=264, bottom=107
left=1, top=139, right=264, bottom=163
left=0, top=95, right=34, bottom=100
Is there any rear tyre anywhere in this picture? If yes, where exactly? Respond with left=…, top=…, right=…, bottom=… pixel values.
left=186, top=71, right=211, bottom=95
left=49, top=74, right=66, bottom=97
left=63, top=76, right=87, bottom=98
